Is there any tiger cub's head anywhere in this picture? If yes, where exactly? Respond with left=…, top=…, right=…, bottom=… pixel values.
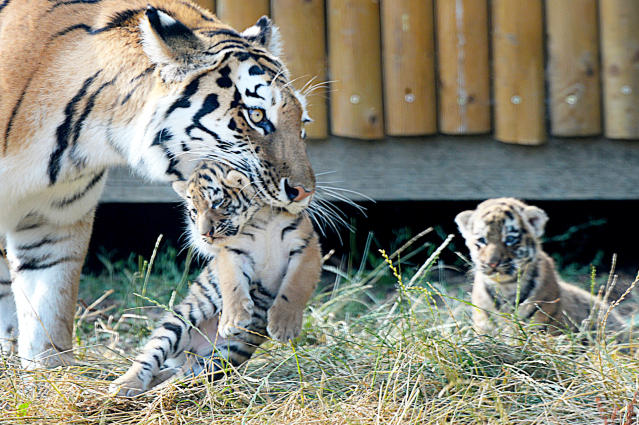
left=139, top=7, right=315, bottom=214
left=455, top=198, right=548, bottom=280
left=172, top=161, right=260, bottom=256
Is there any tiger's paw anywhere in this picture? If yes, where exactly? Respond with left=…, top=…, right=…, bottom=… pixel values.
left=267, top=305, right=303, bottom=343
left=219, top=298, right=254, bottom=337
left=109, top=369, right=148, bottom=397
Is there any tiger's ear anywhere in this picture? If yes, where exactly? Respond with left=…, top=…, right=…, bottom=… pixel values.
left=224, top=170, right=250, bottom=189
left=241, top=16, right=283, bottom=57
left=172, top=180, right=188, bottom=199
left=522, top=206, right=548, bottom=238
left=140, top=7, right=220, bottom=82
left=454, top=210, right=474, bottom=240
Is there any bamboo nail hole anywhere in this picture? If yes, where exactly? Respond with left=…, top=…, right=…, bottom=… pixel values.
left=350, top=95, right=361, bottom=104
left=621, top=85, right=632, bottom=95
left=510, top=95, right=522, bottom=105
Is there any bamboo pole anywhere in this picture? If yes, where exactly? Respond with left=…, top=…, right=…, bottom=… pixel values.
left=600, top=1, right=639, bottom=139
left=328, top=0, right=384, bottom=139
left=192, top=0, right=215, bottom=13
left=436, top=0, right=490, bottom=135
left=492, top=0, right=545, bottom=145
left=216, top=0, right=269, bottom=31
left=381, top=0, right=436, bottom=136
left=546, top=0, right=601, bottom=137
left=272, top=0, right=328, bottom=139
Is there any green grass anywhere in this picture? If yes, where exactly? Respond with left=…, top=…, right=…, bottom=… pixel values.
left=1, top=231, right=638, bottom=424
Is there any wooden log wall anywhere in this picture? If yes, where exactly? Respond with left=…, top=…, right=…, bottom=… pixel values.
left=436, top=0, right=490, bottom=135
left=209, top=0, right=639, bottom=143
left=381, top=0, right=436, bottom=136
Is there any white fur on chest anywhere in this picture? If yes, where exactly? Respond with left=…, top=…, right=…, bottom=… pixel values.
left=227, top=209, right=302, bottom=292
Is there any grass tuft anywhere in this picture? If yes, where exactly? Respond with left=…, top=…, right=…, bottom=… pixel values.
left=1, top=234, right=638, bottom=424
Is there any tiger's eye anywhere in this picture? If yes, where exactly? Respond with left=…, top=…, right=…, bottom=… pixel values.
left=249, top=108, right=265, bottom=123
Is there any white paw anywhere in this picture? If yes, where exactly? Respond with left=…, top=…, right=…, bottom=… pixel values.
left=267, top=307, right=303, bottom=343
left=219, top=299, right=254, bottom=337
left=109, top=370, right=148, bottom=397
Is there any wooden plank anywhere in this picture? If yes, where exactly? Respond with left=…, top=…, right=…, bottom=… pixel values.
left=546, top=0, right=601, bottom=137
left=436, top=0, right=491, bottom=135
left=492, top=0, right=545, bottom=145
left=272, top=0, right=328, bottom=139
left=328, top=0, right=384, bottom=139
left=192, top=0, right=215, bottom=13
left=381, top=0, right=436, bottom=136
left=103, top=136, right=639, bottom=202
left=216, top=0, right=269, bottom=31
left=600, top=0, right=639, bottom=140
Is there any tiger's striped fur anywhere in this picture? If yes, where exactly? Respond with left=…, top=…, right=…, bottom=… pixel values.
left=456, top=198, right=625, bottom=336
left=0, top=1, right=316, bottom=367
left=0, top=239, right=16, bottom=353
left=110, top=161, right=321, bottom=396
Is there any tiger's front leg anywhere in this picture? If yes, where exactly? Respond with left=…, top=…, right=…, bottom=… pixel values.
left=0, top=242, right=17, bottom=354
left=267, top=232, right=321, bottom=342
left=4, top=211, right=94, bottom=368
left=216, top=249, right=254, bottom=338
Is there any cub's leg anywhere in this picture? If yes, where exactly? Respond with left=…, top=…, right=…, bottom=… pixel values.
left=110, top=266, right=221, bottom=396
left=4, top=211, right=94, bottom=368
left=267, top=232, right=321, bottom=342
left=216, top=249, right=254, bottom=337
left=0, top=240, right=17, bottom=354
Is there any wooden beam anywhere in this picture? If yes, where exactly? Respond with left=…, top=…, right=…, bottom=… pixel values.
left=600, top=0, right=639, bottom=140
left=328, top=0, right=384, bottom=139
left=216, top=0, right=269, bottom=31
left=546, top=0, right=601, bottom=137
left=436, top=0, right=491, bottom=135
left=492, top=0, right=545, bottom=145
left=102, top=137, right=639, bottom=202
left=381, top=0, right=437, bottom=136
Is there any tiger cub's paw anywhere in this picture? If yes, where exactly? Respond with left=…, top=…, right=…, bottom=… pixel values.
left=219, top=297, right=254, bottom=337
left=267, top=304, right=303, bottom=343
left=109, top=369, right=148, bottom=397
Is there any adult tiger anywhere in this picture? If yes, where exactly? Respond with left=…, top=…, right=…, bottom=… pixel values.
left=0, top=0, right=316, bottom=368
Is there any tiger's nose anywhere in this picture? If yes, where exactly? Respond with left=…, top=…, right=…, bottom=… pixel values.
left=284, top=180, right=314, bottom=202
left=488, top=260, right=500, bottom=269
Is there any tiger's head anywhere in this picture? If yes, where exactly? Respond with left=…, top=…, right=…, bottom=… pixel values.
left=455, top=198, right=548, bottom=280
left=136, top=6, right=314, bottom=214
left=172, top=161, right=260, bottom=256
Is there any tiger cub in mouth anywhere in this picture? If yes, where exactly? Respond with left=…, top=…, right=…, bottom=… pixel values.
left=111, top=161, right=321, bottom=396
left=455, top=198, right=625, bottom=336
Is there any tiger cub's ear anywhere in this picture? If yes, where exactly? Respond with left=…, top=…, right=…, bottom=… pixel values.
left=241, top=16, right=283, bottom=57
left=522, top=205, right=548, bottom=238
left=223, top=170, right=250, bottom=190
left=454, top=210, right=474, bottom=241
left=140, top=7, right=222, bottom=82
left=172, top=180, right=189, bottom=200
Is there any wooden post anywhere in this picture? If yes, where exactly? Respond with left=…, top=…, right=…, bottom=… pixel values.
left=216, top=0, right=269, bottom=31
left=600, top=1, right=639, bottom=140
left=546, top=0, right=601, bottom=137
left=192, top=0, right=215, bottom=13
left=272, top=0, right=328, bottom=139
left=328, top=0, right=384, bottom=139
left=381, top=0, right=436, bottom=136
left=492, top=0, right=545, bottom=145
left=436, top=0, right=491, bottom=135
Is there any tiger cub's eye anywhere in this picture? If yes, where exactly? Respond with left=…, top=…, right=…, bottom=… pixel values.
left=476, top=237, right=487, bottom=247
left=249, top=108, right=265, bottom=124
left=504, top=235, right=518, bottom=246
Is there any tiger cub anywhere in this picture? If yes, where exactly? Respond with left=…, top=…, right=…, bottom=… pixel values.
left=110, top=162, right=321, bottom=396
left=455, top=198, right=625, bottom=336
